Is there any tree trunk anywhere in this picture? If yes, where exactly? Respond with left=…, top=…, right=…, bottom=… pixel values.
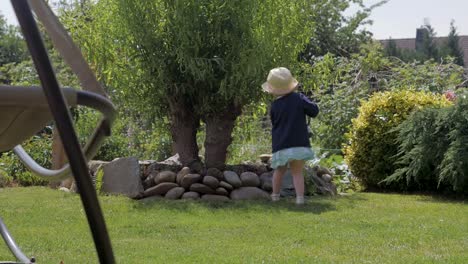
left=168, top=95, right=200, bottom=165
left=50, top=127, right=71, bottom=188
left=203, top=102, right=242, bottom=169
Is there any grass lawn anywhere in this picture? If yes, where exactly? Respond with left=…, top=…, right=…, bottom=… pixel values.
left=0, top=187, right=467, bottom=263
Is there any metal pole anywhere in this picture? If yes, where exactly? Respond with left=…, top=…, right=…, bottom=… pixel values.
left=11, top=1, right=115, bottom=263
left=0, top=218, right=31, bottom=263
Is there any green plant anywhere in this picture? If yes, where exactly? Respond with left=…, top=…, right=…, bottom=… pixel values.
left=74, top=107, right=172, bottom=161
left=94, top=165, right=104, bottom=193
left=75, top=0, right=319, bottom=168
left=298, top=43, right=465, bottom=151
left=0, top=168, right=12, bottom=187
left=226, top=103, right=271, bottom=164
left=385, top=95, right=468, bottom=194
left=343, top=90, right=451, bottom=189
left=0, top=134, right=51, bottom=186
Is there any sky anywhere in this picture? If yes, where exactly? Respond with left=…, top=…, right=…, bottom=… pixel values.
left=1, top=0, right=468, bottom=40
left=348, top=0, right=468, bottom=39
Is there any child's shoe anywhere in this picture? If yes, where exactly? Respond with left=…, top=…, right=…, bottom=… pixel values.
left=296, top=196, right=305, bottom=205
left=271, top=193, right=280, bottom=202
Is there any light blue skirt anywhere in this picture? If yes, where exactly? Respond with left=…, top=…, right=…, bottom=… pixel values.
left=271, top=147, right=315, bottom=169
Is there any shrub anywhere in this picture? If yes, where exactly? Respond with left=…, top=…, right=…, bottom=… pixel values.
left=298, top=46, right=465, bottom=151
left=226, top=103, right=271, bottom=164
left=74, top=108, right=172, bottom=161
left=385, top=94, right=468, bottom=194
left=0, top=168, right=13, bottom=187
left=0, top=134, right=51, bottom=186
left=343, top=90, right=451, bottom=189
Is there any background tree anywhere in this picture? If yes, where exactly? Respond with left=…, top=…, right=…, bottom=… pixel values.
left=0, top=13, right=28, bottom=84
left=0, top=14, right=27, bottom=66
left=442, top=20, right=464, bottom=66
left=300, top=0, right=387, bottom=62
left=416, top=22, right=439, bottom=61
left=384, top=38, right=401, bottom=57
left=77, top=0, right=317, bottom=168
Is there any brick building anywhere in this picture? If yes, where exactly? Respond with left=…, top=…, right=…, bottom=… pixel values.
left=381, top=30, right=468, bottom=67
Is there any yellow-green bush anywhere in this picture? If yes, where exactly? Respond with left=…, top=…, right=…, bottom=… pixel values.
left=343, top=90, right=451, bottom=189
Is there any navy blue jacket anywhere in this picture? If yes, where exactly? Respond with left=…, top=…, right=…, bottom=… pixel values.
left=270, top=92, right=319, bottom=153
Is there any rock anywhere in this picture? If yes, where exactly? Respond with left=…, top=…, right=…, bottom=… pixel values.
left=165, top=187, right=185, bottom=200
left=206, top=168, right=223, bottom=180
left=203, top=176, right=220, bottom=189
left=188, top=160, right=204, bottom=174
left=215, top=187, right=228, bottom=196
left=70, top=181, right=77, bottom=193
left=190, top=183, right=215, bottom=194
left=223, top=171, right=242, bottom=188
left=308, top=173, right=337, bottom=196
left=161, top=153, right=182, bottom=166
left=144, top=182, right=178, bottom=197
left=219, top=181, right=233, bottom=191
left=230, top=187, right=270, bottom=200
left=259, top=172, right=273, bottom=192
left=88, top=160, right=109, bottom=175
left=176, top=167, right=191, bottom=185
left=155, top=171, right=176, bottom=184
left=101, top=157, right=144, bottom=199
left=181, top=174, right=201, bottom=189
left=139, top=160, right=155, bottom=179
left=315, top=166, right=333, bottom=177
left=225, top=162, right=269, bottom=176
left=240, top=172, right=260, bottom=187
left=181, top=192, right=200, bottom=200
left=143, top=172, right=158, bottom=189
left=201, top=194, right=230, bottom=202
left=146, top=162, right=182, bottom=177
left=321, top=174, right=333, bottom=183
left=259, top=154, right=272, bottom=163
left=59, top=187, right=70, bottom=193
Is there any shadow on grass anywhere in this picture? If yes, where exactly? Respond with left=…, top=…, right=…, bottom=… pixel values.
left=362, top=189, right=467, bottom=204
left=414, top=194, right=467, bottom=204
left=134, top=193, right=369, bottom=215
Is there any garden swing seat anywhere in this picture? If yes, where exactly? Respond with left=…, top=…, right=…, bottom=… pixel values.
left=1, top=0, right=116, bottom=263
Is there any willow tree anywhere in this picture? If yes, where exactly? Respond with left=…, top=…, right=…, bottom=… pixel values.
left=79, top=0, right=316, bottom=168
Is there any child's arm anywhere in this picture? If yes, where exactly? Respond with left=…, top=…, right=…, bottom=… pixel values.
left=300, top=93, right=319, bottom=118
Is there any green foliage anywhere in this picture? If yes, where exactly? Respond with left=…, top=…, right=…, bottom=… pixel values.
left=442, top=21, right=465, bottom=66
left=343, top=90, right=451, bottom=188
left=0, top=14, right=27, bottom=67
left=75, top=108, right=172, bottom=161
left=384, top=39, right=400, bottom=58
left=300, top=0, right=386, bottom=61
left=416, top=23, right=439, bottom=61
left=94, top=166, right=104, bottom=193
left=383, top=21, right=465, bottom=66
left=0, top=134, right=51, bottom=186
left=297, top=43, right=465, bottom=150
left=75, top=0, right=317, bottom=118
left=387, top=58, right=465, bottom=93
left=227, top=103, right=271, bottom=164
left=385, top=94, right=468, bottom=194
left=0, top=168, right=12, bottom=187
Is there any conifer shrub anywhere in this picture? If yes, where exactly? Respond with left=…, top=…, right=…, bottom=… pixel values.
left=384, top=95, right=468, bottom=194
left=343, top=90, right=451, bottom=189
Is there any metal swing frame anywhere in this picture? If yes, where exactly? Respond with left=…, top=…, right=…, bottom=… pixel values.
left=1, top=0, right=115, bottom=263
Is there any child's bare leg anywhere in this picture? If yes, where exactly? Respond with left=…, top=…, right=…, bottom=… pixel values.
left=290, top=160, right=305, bottom=203
left=272, top=165, right=287, bottom=200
